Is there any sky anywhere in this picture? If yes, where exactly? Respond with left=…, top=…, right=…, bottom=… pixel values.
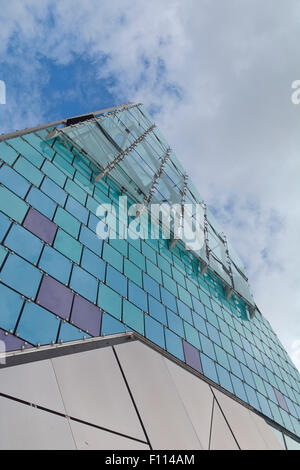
left=0, top=0, right=299, bottom=369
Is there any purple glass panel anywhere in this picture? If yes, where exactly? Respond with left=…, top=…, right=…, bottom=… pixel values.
left=0, top=329, right=33, bottom=352
left=71, top=295, right=102, bottom=336
left=23, top=208, right=57, bottom=244
left=37, top=275, right=74, bottom=320
left=274, top=387, right=289, bottom=413
left=183, top=340, right=202, bottom=373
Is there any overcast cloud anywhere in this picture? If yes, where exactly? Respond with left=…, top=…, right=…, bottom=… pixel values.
left=0, top=0, right=299, bottom=368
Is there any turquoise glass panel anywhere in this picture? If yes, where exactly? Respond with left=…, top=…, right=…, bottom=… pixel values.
left=123, top=300, right=144, bottom=334
left=54, top=229, right=82, bottom=264
left=54, top=207, right=80, bottom=238
left=98, top=283, right=122, bottom=319
left=0, top=186, right=28, bottom=223
left=102, top=242, right=123, bottom=271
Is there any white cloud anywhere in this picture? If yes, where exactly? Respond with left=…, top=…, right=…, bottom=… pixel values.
left=291, top=340, right=300, bottom=372
left=0, top=0, right=299, bottom=366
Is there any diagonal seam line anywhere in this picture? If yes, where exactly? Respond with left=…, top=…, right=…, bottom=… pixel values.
left=112, top=345, right=153, bottom=450
left=0, top=390, right=149, bottom=446
left=210, top=387, right=241, bottom=450
left=208, top=397, right=215, bottom=450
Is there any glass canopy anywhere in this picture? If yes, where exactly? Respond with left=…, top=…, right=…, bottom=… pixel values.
left=47, top=103, right=255, bottom=313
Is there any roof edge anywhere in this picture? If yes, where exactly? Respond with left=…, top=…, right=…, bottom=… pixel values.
left=0, top=102, right=134, bottom=143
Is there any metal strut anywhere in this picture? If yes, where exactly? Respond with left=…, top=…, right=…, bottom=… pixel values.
left=223, top=234, right=234, bottom=300
left=94, top=124, right=156, bottom=182
left=135, top=147, right=171, bottom=217
left=169, top=172, right=189, bottom=250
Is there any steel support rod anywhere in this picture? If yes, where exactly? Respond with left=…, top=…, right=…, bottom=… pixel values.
left=94, top=124, right=156, bottom=182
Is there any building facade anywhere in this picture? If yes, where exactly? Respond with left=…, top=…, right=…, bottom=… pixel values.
left=0, top=103, right=299, bottom=449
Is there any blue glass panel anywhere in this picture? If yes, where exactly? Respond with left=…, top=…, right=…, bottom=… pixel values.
left=128, top=281, right=148, bottom=311
left=205, top=307, right=219, bottom=329
left=58, top=321, right=90, bottom=342
left=0, top=282, right=24, bottom=331
left=0, top=164, right=30, bottom=198
left=177, top=299, right=193, bottom=323
left=241, top=336, right=254, bottom=355
left=143, top=273, right=160, bottom=300
left=165, top=328, right=184, bottom=360
left=4, top=223, right=43, bottom=264
left=81, top=247, right=106, bottom=281
left=0, top=253, right=42, bottom=299
left=216, top=364, right=234, bottom=393
left=231, top=375, right=248, bottom=403
left=0, top=211, right=11, bottom=242
left=244, top=383, right=260, bottom=410
left=0, top=246, right=7, bottom=268
left=206, top=323, right=221, bottom=347
left=39, top=246, right=72, bottom=284
left=101, top=312, right=130, bottom=335
left=192, top=312, right=207, bottom=335
left=80, top=225, right=103, bottom=255
left=257, top=392, right=273, bottom=420
left=41, top=177, right=67, bottom=206
left=199, top=333, right=216, bottom=360
left=264, top=381, right=278, bottom=403
left=16, top=301, right=60, bottom=345
left=65, top=196, right=88, bottom=225
left=106, top=265, right=127, bottom=297
left=228, top=355, right=244, bottom=380
left=26, top=187, right=57, bottom=219
left=145, top=315, right=165, bottom=349
left=232, top=342, right=246, bottom=365
left=244, top=350, right=258, bottom=373
left=192, top=296, right=206, bottom=318
left=200, top=353, right=219, bottom=383
left=184, top=322, right=201, bottom=349
left=167, top=309, right=184, bottom=337
left=161, top=287, right=177, bottom=313
left=255, top=360, right=269, bottom=382
left=70, top=265, right=98, bottom=303
left=148, top=295, right=167, bottom=324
